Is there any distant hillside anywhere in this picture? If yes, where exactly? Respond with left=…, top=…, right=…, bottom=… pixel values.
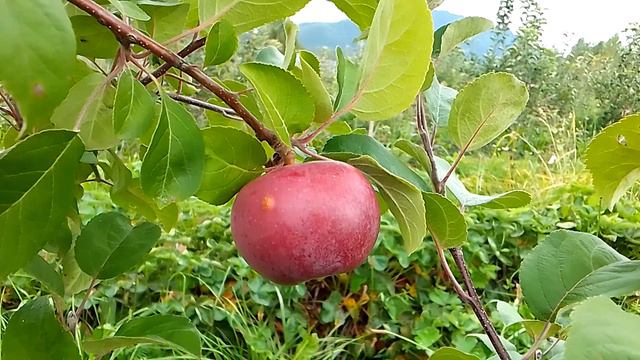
left=297, top=10, right=515, bottom=56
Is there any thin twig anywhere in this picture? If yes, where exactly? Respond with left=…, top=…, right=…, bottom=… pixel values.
left=416, top=96, right=442, bottom=192
left=540, top=337, right=561, bottom=358
left=74, top=277, right=97, bottom=320
left=168, top=93, right=242, bottom=121
left=451, top=248, right=511, bottom=360
left=68, top=0, right=294, bottom=164
left=434, top=239, right=471, bottom=303
left=522, top=321, right=552, bottom=360
left=81, top=178, right=114, bottom=186
left=0, top=89, right=22, bottom=130
left=292, top=139, right=333, bottom=161
left=140, top=37, right=206, bottom=86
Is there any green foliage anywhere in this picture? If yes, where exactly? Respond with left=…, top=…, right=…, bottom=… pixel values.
left=197, top=126, right=267, bottom=205
left=520, top=230, right=640, bottom=321
left=0, top=0, right=76, bottom=132
left=141, top=94, right=205, bottom=201
left=585, top=114, right=640, bottom=210
left=1, top=0, right=639, bottom=359
left=448, top=72, right=529, bottom=151
left=564, top=297, right=640, bottom=359
left=0, top=130, right=83, bottom=277
left=351, top=0, right=434, bottom=121
left=75, top=212, right=161, bottom=279
left=2, top=298, right=80, bottom=359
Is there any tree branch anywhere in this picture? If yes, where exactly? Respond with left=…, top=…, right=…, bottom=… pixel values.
left=167, top=93, right=242, bottom=121
left=415, top=96, right=510, bottom=360
left=67, top=0, right=294, bottom=165
left=140, top=37, right=206, bottom=86
left=451, top=248, right=511, bottom=360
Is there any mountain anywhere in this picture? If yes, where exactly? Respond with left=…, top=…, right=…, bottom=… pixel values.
left=297, top=10, right=515, bottom=56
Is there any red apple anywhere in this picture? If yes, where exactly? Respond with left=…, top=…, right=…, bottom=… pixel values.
left=231, top=161, right=380, bottom=284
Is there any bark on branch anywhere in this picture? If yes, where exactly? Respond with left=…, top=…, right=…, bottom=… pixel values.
left=67, top=0, right=294, bottom=164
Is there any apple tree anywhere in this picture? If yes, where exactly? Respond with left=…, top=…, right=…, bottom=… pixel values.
left=0, top=0, right=639, bottom=359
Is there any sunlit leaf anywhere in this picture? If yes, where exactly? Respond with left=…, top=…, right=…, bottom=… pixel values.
left=334, top=47, right=359, bottom=113
left=141, top=3, right=190, bottom=43
left=585, top=114, right=640, bottom=210
left=433, top=17, right=493, bottom=57
left=349, top=0, right=433, bottom=121
left=240, top=62, right=315, bottom=143
left=448, top=72, right=529, bottom=151
left=295, top=52, right=333, bottom=123
left=204, top=20, right=238, bottom=66
left=328, top=0, right=377, bottom=31
left=425, top=75, right=457, bottom=126
left=199, top=0, right=309, bottom=33
left=431, top=347, right=480, bottom=360
left=283, top=20, right=299, bottom=69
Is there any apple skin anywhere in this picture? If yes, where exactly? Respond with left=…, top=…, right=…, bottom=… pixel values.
left=231, top=161, right=380, bottom=284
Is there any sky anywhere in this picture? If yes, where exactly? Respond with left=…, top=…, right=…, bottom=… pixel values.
left=291, top=0, right=640, bottom=49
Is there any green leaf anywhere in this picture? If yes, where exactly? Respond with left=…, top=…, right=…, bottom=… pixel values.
left=205, top=80, right=259, bottom=130
left=565, top=297, right=640, bottom=360
left=84, top=315, right=201, bottom=357
left=198, top=0, right=310, bottom=33
left=423, top=193, right=467, bottom=248
left=430, top=347, right=480, bottom=360
left=23, top=255, right=65, bottom=296
left=0, top=130, right=83, bottom=278
left=141, top=3, right=190, bottom=43
left=141, top=94, right=205, bottom=201
left=520, top=230, right=640, bottom=321
left=2, top=297, right=80, bottom=359
left=62, top=251, right=94, bottom=296
left=448, top=72, right=529, bottom=151
left=334, top=47, right=360, bottom=113
left=255, top=46, right=286, bottom=67
left=51, top=73, right=118, bottom=150
left=392, top=140, right=531, bottom=209
left=299, top=50, right=321, bottom=75
left=0, top=0, right=76, bottom=132
left=204, top=20, right=238, bottom=67
left=349, top=0, right=433, bottom=121
left=346, top=155, right=427, bottom=253
left=75, top=212, right=161, bottom=279
left=295, top=53, right=333, bottom=123
left=109, top=153, right=178, bottom=231
left=283, top=20, right=299, bottom=69
left=328, top=0, right=377, bottom=31
left=433, top=17, right=493, bottom=57
left=113, top=70, right=156, bottom=140
left=585, top=114, right=640, bottom=210
left=425, top=75, right=457, bottom=126
left=323, top=134, right=430, bottom=191
left=240, top=62, right=315, bottom=143
left=110, top=0, right=151, bottom=21
left=196, top=126, right=267, bottom=205
left=70, top=15, right=119, bottom=59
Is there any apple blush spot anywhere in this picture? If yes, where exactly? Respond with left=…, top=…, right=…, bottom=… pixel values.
left=231, top=161, right=381, bottom=285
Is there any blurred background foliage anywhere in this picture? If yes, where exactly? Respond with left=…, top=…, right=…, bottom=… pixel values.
left=2, top=0, right=640, bottom=358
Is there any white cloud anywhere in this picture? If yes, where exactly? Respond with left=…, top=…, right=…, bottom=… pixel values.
left=292, top=0, right=640, bottom=49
